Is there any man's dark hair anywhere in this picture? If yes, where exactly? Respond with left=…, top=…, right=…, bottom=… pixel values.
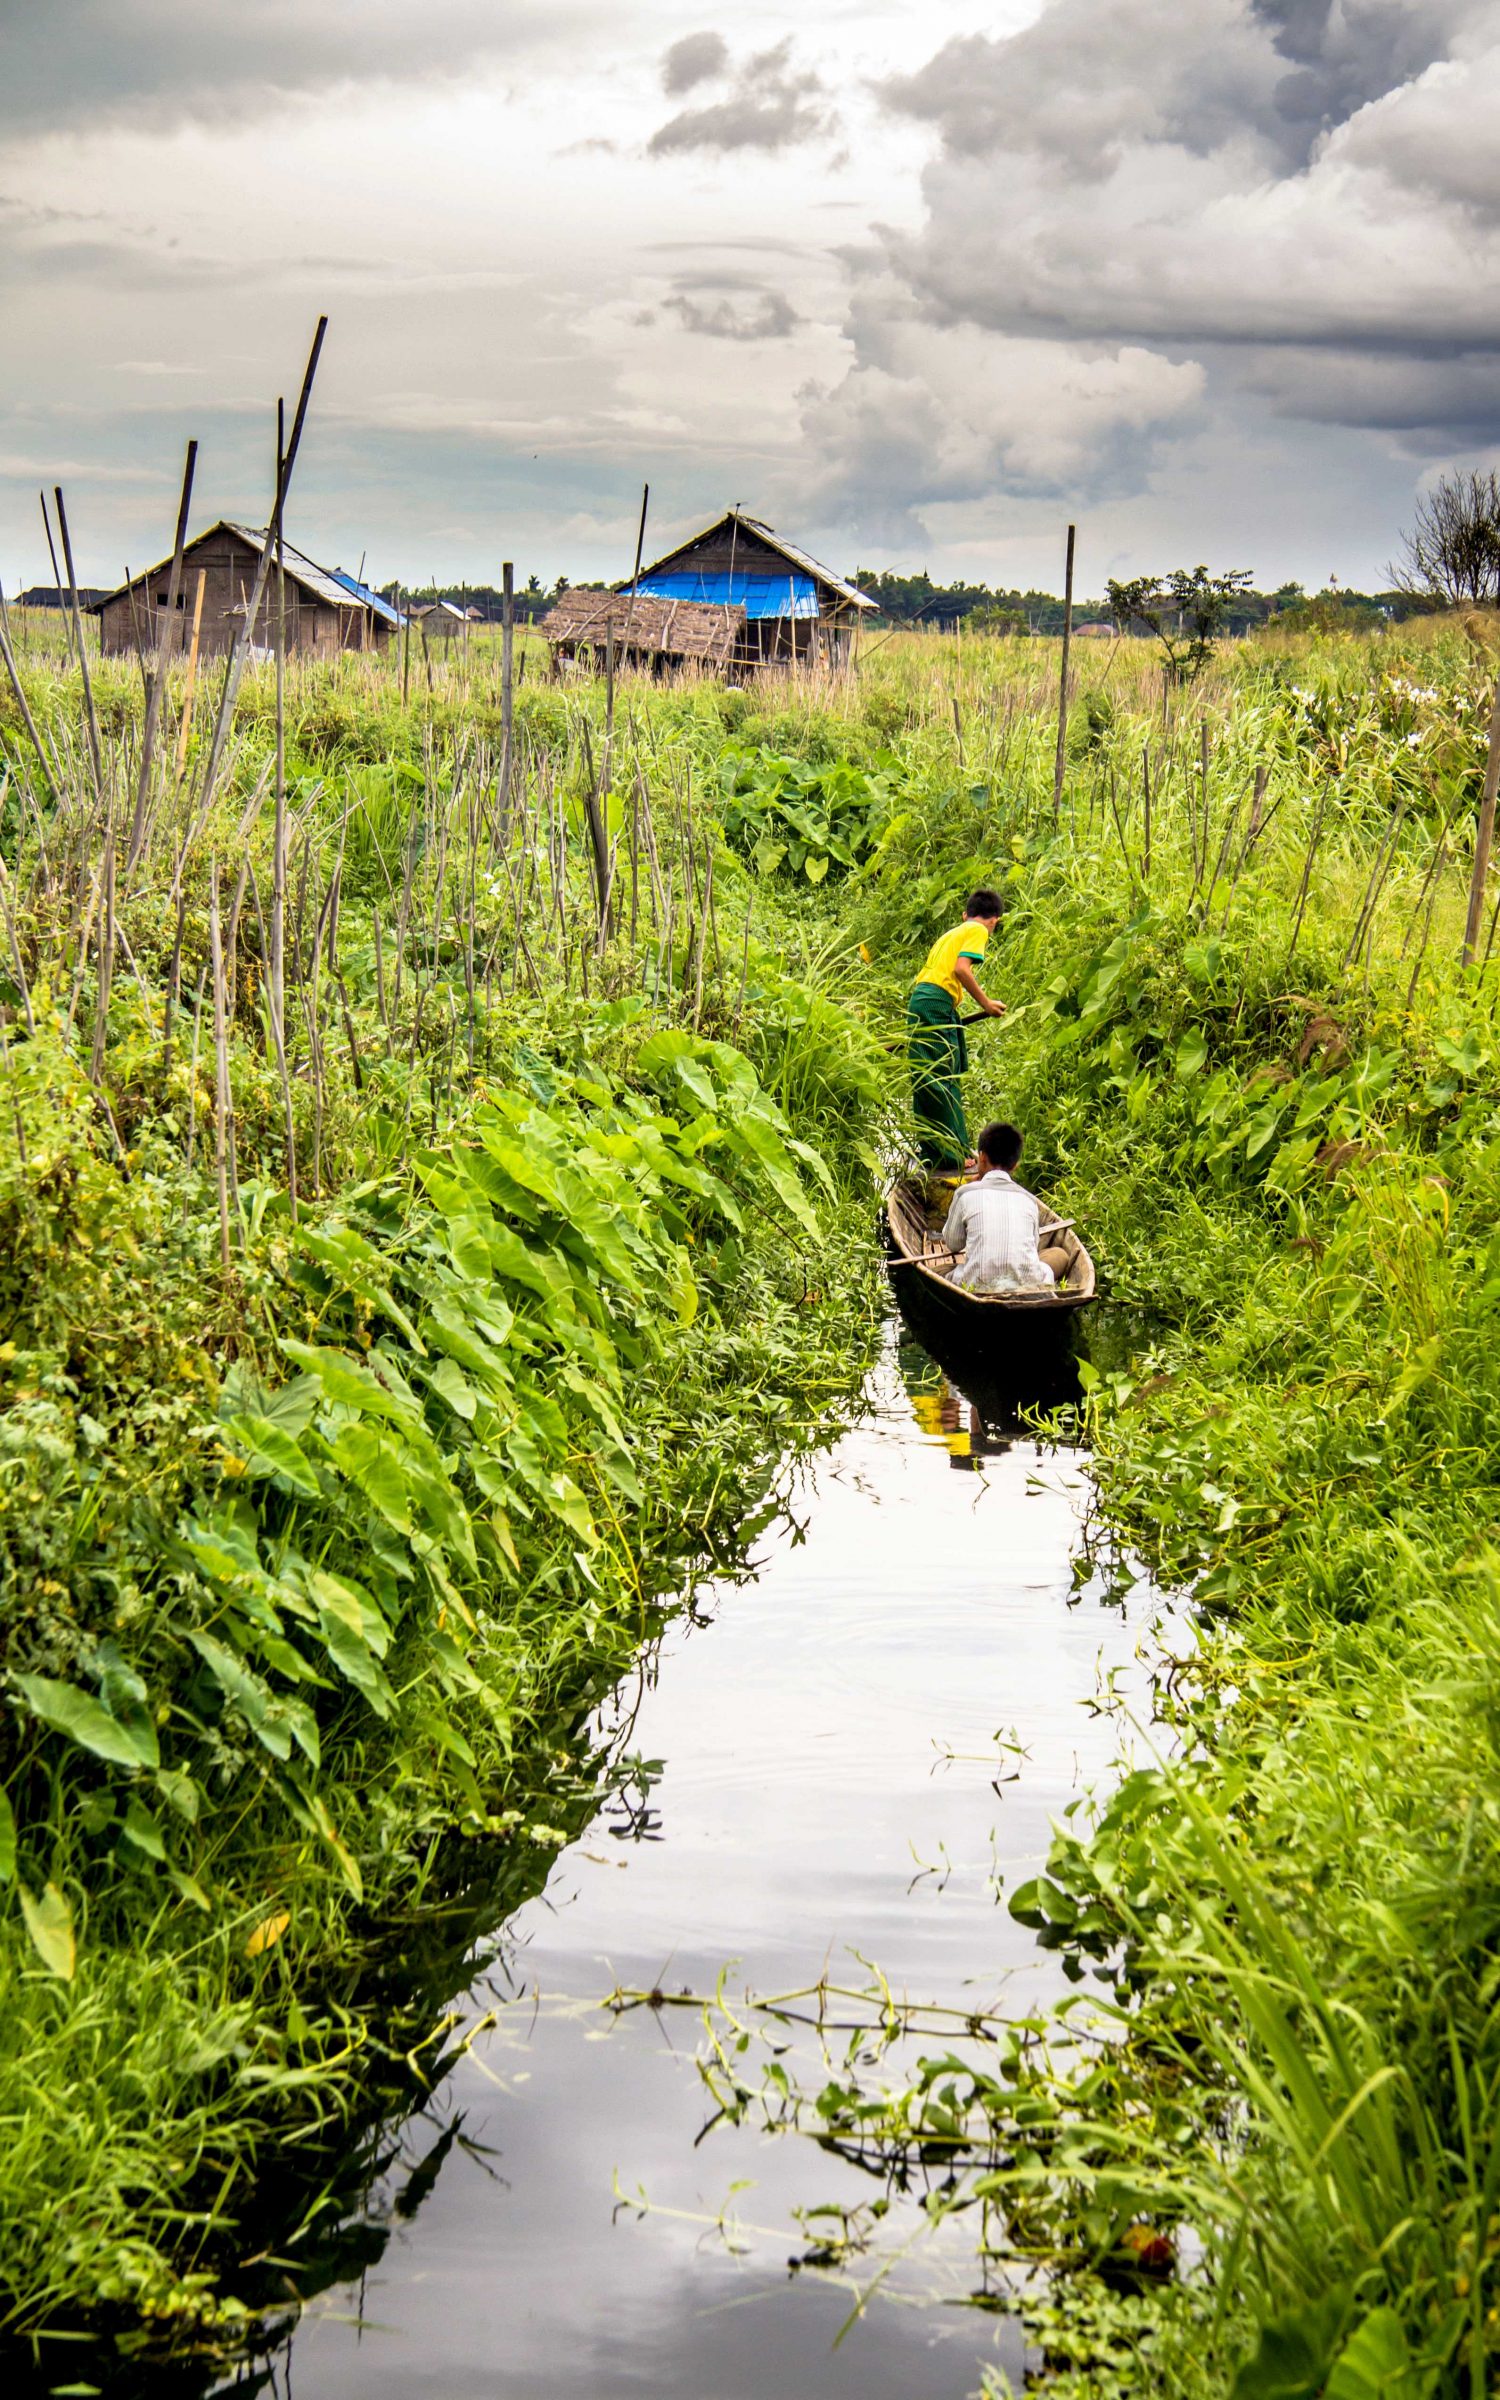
left=965, top=887, right=1003, bottom=919
left=976, top=1121, right=1023, bottom=1170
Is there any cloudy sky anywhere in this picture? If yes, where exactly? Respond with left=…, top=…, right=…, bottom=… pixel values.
left=1, top=0, right=1494, bottom=595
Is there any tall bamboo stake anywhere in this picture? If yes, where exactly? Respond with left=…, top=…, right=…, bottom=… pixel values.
left=500, top=561, right=514, bottom=810
left=200, top=314, right=327, bottom=806
left=174, top=569, right=208, bottom=779
left=208, top=863, right=233, bottom=1274
left=128, top=436, right=197, bottom=868
left=0, top=599, right=62, bottom=810
left=39, top=492, right=74, bottom=665
left=53, top=488, right=104, bottom=802
left=1462, top=676, right=1500, bottom=967
left=271, top=400, right=288, bottom=1058
left=1051, top=522, right=1075, bottom=820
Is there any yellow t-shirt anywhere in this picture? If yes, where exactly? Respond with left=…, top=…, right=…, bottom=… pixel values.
left=915, top=919, right=990, bottom=1007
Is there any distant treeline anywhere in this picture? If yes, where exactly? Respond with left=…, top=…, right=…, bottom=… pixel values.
left=847, top=569, right=1430, bottom=634
left=386, top=570, right=1430, bottom=635
left=381, top=575, right=567, bottom=624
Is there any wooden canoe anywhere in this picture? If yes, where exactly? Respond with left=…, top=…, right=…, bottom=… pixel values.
left=883, top=1175, right=1097, bottom=1320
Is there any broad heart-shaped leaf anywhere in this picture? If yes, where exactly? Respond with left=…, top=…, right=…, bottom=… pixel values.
left=14, top=1672, right=159, bottom=1771
left=421, top=1299, right=510, bottom=1385
left=187, top=1634, right=293, bottom=1762
left=327, top=1421, right=414, bottom=1532
left=220, top=1359, right=318, bottom=1436
left=19, top=1880, right=75, bottom=1980
left=1230, top=2290, right=1353, bottom=2400
left=1324, top=2309, right=1432, bottom=2400
left=637, top=1029, right=719, bottom=1115
left=726, top=1108, right=821, bottom=1237
left=427, top=1355, right=478, bottom=1421
left=803, top=851, right=829, bottom=885
left=281, top=1339, right=418, bottom=1423
left=222, top=1413, right=321, bottom=1498
left=1175, top=1027, right=1208, bottom=1078
left=119, top=1795, right=167, bottom=1862
left=315, top=1608, right=396, bottom=1717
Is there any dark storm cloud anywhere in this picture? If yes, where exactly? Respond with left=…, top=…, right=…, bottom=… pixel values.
left=664, top=277, right=800, bottom=339
left=880, top=0, right=1476, bottom=173
left=649, top=38, right=832, bottom=155
left=864, top=1, right=1500, bottom=432
left=0, top=0, right=576, bottom=136
left=661, top=32, right=730, bottom=96
left=796, top=0, right=1500, bottom=540
left=1250, top=0, right=1463, bottom=158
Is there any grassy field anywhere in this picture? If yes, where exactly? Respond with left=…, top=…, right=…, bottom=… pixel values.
left=2, top=598, right=1499, bottom=2393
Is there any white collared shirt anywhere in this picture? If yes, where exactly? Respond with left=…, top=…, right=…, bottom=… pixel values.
left=940, top=1169, right=1054, bottom=1294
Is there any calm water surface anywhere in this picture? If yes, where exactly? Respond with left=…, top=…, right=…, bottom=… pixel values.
left=246, top=1325, right=1169, bottom=2400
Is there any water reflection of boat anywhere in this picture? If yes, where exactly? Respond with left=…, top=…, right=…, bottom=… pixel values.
left=907, top=1377, right=1021, bottom=1471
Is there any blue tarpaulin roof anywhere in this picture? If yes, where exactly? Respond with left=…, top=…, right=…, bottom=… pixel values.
left=633, top=568, right=820, bottom=620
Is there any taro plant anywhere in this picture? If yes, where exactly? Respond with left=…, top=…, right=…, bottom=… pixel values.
left=715, top=744, right=901, bottom=883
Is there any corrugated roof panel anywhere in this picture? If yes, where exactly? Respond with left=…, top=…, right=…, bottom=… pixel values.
left=221, top=525, right=405, bottom=621
left=327, top=567, right=405, bottom=627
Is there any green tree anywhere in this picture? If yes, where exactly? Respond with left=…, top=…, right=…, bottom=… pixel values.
left=1106, top=564, right=1254, bottom=681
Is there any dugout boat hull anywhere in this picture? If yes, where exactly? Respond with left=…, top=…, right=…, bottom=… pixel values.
left=882, top=1176, right=1097, bottom=1344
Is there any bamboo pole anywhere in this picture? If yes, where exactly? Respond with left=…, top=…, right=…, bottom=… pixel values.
left=1462, top=676, right=1500, bottom=967
left=208, top=863, right=233, bottom=1274
left=0, top=597, right=62, bottom=810
left=128, top=436, right=197, bottom=868
left=271, top=400, right=288, bottom=1059
left=1051, top=522, right=1075, bottom=819
left=200, top=314, right=327, bottom=806
left=53, top=488, right=104, bottom=803
left=39, top=492, right=74, bottom=666
left=500, top=561, right=514, bottom=809
left=174, top=568, right=208, bottom=779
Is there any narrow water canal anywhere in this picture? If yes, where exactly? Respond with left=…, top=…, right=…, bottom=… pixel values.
left=240, top=1321, right=1168, bottom=2400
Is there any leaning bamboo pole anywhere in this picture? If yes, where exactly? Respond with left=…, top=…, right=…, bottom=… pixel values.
left=1462, top=676, right=1500, bottom=968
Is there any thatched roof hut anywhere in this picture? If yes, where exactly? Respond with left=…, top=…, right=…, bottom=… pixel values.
left=540, top=587, right=744, bottom=671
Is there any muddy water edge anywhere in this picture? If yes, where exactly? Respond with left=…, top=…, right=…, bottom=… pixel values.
left=217, top=1314, right=1171, bottom=2400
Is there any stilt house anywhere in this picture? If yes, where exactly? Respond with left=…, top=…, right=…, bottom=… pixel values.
left=89, top=522, right=403, bottom=660
left=625, top=509, right=876, bottom=666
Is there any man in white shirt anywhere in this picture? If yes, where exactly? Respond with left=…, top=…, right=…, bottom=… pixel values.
left=939, top=1122, right=1071, bottom=1295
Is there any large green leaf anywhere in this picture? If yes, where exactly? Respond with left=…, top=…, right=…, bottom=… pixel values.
left=281, top=1340, right=417, bottom=1422
left=19, top=1881, right=75, bottom=1980
left=223, top=1413, right=321, bottom=1498
left=14, top=1673, right=158, bottom=1771
left=1230, top=2291, right=1352, bottom=2400
left=1324, top=2311, right=1432, bottom=2400
left=188, top=1635, right=293, bottom=1763
left=328, top=1421, right=415, bottom=1531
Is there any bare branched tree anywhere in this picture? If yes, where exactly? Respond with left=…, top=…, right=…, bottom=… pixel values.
left=1391, top=470, right=1500, bottom=607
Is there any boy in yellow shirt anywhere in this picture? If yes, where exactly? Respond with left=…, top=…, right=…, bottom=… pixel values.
left=907, top=888, right=1006, bottom=1169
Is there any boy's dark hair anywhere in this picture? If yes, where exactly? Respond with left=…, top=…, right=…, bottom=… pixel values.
left=965, top=887, right=1003, bottom=919
left=976, top=1121, right=1023, bottom=1170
